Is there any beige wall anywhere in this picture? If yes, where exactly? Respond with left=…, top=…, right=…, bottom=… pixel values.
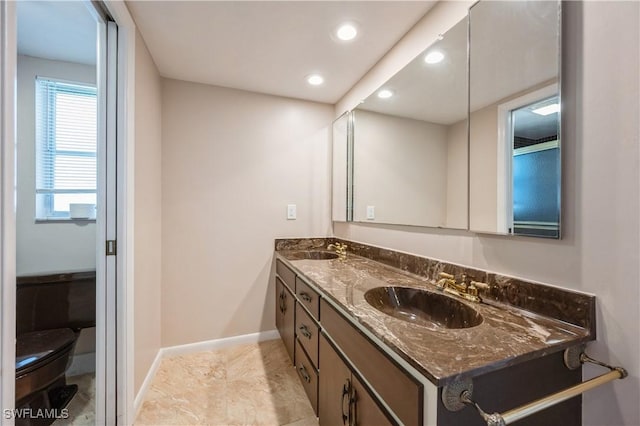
left=468, top=104, right=498, bottom=232
left=353, top=110, right=447, bottom=227
left=335, top=1, right=639, bottom=424
left=332, top=113, right=348, bottom=222
left=133, top=31, right=162, bottom=394
left=445, top=119, right=468, bottom=228
left=161, top=79, right=333, bottom=347
left=16, top=55, right=96, bottom=275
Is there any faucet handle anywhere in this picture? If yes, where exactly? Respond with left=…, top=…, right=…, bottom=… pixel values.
left=470, top=281, right=490, bottom=291
left=438, top=272, right=454, bottom=280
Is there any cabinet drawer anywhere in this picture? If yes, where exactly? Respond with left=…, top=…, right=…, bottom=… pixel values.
left=276, top=277, right=295, bottom=364
left=296, top=277, right=320, bottom=320
left=276, top=260, right=296, bottom=291
left=321, top=299, right=423, bottom=426
left=295, top=302, right=319, bottom=368
left=295, top=338, right=318, bottom=415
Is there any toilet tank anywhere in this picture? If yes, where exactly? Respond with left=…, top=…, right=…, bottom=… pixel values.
left=16, top=270, right=96, bottom=335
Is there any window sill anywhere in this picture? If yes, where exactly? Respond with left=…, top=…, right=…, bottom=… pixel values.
left=35, top=218, right=96, bottom=224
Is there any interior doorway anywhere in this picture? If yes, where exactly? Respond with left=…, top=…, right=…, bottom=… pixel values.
left=2, top=1, right=129, bottom=424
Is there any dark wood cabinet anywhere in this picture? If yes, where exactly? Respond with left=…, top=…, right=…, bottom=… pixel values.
left=319, top=333, right=351, bottom=426
left=278, top=256, right=584, bottom=426
left=295, top=302, right=319, bottom=368
left=319, top=333, right=393, bottom=426
left=296, top=277, right=320, bottom=319
left=275, top=277, right=295, bottom=364
left=321, top=299, right=422, bottom=426
left=351, top=376, right=392, bottom=426
left=296, top=337, right=319, bottom=415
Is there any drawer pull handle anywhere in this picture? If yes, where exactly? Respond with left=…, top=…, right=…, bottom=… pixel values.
left=298, top=364, right=311, bottom=384
left=298, top=325, right=313, bottom=339
left=299, top=292, right=313, bottom=303
left=278, top=292, right=284, bottom=313
left=341, top=379, right=351, bottom=425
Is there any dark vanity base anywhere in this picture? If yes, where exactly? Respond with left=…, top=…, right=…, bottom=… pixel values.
left=437, top=350, right=581, bottom=426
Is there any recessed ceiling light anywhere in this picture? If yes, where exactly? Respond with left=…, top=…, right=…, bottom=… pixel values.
left=307, top=74, right=324, bottom=86
left=424, top=50, right=445, bottom=64
left=377, top=89, right=393, bottom=99
left=336, top=23, right=358, bottom=41
left=532, top=103, right=560, bottom=116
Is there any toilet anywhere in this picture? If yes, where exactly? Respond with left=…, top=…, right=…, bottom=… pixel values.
left=15, top=271, right=96, bottom=425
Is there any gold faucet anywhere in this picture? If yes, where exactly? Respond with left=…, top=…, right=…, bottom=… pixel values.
left=327, top=242, right=348, bottom=260
left=436, top=273, right=490, bottom=303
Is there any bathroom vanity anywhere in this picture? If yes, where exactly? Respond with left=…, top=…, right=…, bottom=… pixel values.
left=274, top=238, right=595, bottom=426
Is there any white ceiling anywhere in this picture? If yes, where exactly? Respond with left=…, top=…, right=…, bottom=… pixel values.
left=126, top=1, right=436, bottom=104
left=358, top=15, right=467, bottom=125
left=358, top=0, right=559, bottom=125
left=469, top=0, right=559, bottom=111
left=17, top=1, right=97, bottom=66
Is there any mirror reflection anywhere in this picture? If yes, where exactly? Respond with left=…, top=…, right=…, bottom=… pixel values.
left=469, top=0, right=561, bottom=238
left=332, top=112, right=351, bottom=222
left=352, top=17, right=468, bottom=229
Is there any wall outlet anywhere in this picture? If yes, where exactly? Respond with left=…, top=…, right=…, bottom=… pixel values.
left=366, top=206, right=375, bottom=220
left=287, top=204, right=297, bottom=220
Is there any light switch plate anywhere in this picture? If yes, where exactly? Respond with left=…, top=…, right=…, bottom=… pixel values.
left=366, top=206, right=375, bottom=220
left=287, top=204, right=297, bottom=220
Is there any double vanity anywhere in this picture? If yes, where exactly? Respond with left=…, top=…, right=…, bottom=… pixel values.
left=274, top=238, right=595, bottom=426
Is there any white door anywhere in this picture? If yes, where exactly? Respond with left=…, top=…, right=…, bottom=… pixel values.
left=1, top=2, right=124, bottom=423
left=0, top=0, right=18, bottom=418
left=95, top=16, right=119, bottom=425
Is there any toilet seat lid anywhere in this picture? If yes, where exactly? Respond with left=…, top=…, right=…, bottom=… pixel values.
left=16, top=328, right=76, bottom=373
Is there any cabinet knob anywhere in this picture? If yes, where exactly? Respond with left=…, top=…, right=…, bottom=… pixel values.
left=298, top=364, right=311, bottom=384
left=299, top=292, right=313, bottom=303
left=298, top=324, right=313, bottom=339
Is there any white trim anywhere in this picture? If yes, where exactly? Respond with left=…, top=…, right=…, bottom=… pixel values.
left=513, top=139, right=559, bottom=156
left=0, top=1, right=17, bottom=421
left=161, top=330, right=280, bottom=359
left=496, top=83, right=558, bottom=234
left=132, top=350, right=162, bottom=416
left=132, top=330, right=280, bottom=419
left=67, top=352, right=97, bottom=377
left=97, top=2, right=136, bottom=425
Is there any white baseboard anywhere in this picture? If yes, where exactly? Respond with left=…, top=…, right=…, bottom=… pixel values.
left=161, top=329, right=279, bottom=359
left=133, top=349, right=163, bottom=415
left=133, top=329, right=279, bottom=416
left=67, top=352, right=96, bottom=377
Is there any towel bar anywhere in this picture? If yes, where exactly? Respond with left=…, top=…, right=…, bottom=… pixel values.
left=442, top=347, right=628, bottom=426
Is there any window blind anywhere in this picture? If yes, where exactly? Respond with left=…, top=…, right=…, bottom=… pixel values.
left=35, top=77, right=97, bottom=218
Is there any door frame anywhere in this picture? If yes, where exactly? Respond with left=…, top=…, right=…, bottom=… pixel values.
left=0, top=1, right=137, bottom=424
left=98, top=2, right=136, bottom=423
left=496, top=83, right=558, bottom=234
left=0, top=0, right=18, bottom=417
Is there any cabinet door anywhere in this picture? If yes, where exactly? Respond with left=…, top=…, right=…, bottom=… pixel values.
left=276, top=278, right=295, bottom=363
left=351, top=376, right=393, bottom=426
left=319, top=334, right=351, bottom=426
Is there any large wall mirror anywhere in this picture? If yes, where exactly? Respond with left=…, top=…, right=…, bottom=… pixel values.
left=468, top=0, right=562, bottom=238
left=351, top=16, right=468, bottom=229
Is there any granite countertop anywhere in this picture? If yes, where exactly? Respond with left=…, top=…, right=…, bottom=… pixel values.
left=276, top=250, right=592, bottom=386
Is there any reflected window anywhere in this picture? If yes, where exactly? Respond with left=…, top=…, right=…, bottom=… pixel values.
left=511, top=96, right=560, bottom=237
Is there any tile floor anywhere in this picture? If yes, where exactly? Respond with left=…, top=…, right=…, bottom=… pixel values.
left=135, top=339, right=318, bottom=425
left=55, top=373, right=95, bottom=425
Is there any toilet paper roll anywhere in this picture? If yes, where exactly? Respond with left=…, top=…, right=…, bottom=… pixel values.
left=69, top=203, right=96, bottom=219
